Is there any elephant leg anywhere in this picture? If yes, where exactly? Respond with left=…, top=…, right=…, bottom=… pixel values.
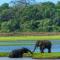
left=40, top=47, right=44, bottom=53
left=19, top=53, right=23, bottom=57
left=48, top=48, right=51, bottom=53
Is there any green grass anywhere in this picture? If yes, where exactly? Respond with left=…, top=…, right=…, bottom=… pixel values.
left=0, top=35, right=60, bottom=41
left=0, top=52, right=60, bottom=59
left=0, top=52, right=9, bottom=57
left=33, top=52, right=60, bottom=59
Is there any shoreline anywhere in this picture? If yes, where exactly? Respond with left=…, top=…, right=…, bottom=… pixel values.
left=0, top=52, right=60, bottom=58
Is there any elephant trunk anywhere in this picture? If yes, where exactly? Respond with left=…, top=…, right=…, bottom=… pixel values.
left=33, top=41, right=39, bottom=52
left=28, top=50, right=33, bottom=54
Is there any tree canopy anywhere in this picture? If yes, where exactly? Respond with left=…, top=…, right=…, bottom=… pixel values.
left=0, top=1, right=60, bottom=32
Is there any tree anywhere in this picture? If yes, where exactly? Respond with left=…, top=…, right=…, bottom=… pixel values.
left=0, top=1, right=60, bottom=32
left=0, top=3, right=9, bottom=10
left=11, top=0, right=36, bottom=7
left=1, top=21, right=10, bottom=32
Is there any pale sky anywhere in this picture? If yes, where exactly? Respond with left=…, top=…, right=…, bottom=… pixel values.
left=36, top=0, right=60, bottom=3
left=0, top=0, right=60, bottom=5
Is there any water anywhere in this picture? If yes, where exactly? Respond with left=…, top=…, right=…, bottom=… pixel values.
left=0, top=57, right=36, bottom=60
left=0, top=40, right=60, bottom=52
left=0, top=57, right=60, bottom=60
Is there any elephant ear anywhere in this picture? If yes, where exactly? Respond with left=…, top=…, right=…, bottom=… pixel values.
left=37, top=40, right=42, bottom=46
left=39, top=42, right=42, bottom=46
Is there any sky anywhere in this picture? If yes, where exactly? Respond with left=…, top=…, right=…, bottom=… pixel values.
left=36, top=0, right=60, bottom=3
left=0, top=0, right=60, bottom=5
left=0, top=0, right=11, bottom=5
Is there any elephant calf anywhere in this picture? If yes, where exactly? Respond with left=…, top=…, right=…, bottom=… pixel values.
left=33, top=40, right=52, bottom=53
left=9, top=48, right=32, bottom=58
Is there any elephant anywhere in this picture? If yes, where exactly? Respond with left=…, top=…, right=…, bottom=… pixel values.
left=33, top=40, right=52, bottom=53
left=9, top=48, right=32, bottom=58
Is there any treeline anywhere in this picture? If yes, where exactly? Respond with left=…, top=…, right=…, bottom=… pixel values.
left=0, top=1, right=60, bottom=32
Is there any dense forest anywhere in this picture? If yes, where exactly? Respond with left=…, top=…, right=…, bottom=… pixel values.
left=0, top=0, right=60, bottom=32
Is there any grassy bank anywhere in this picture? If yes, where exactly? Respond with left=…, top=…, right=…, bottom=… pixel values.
left=0, top=52, right=9, bottom=57
left=0, top=35, right=60, bottom=41
left=33, top=52, right=60, bottom=59
left=0, top=52, right=60, bottom=59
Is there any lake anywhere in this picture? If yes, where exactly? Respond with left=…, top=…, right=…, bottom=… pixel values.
left=0, top=57, right=60, bottom=60
left=0, top=57, right=35, bottom=60
left=0, top=40, right=60, bottom=52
